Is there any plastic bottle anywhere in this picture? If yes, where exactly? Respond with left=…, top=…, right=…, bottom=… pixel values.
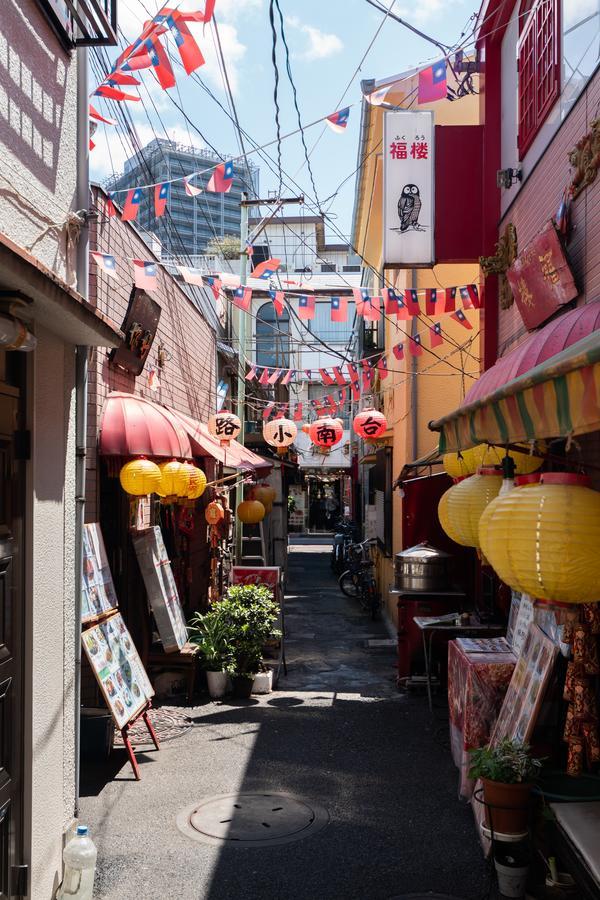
left=57, top=825, right=97, bottom=900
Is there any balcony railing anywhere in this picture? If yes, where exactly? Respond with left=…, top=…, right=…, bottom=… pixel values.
left=36, top=0, right=118, bottom=47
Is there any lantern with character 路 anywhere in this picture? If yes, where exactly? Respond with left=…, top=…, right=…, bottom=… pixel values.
left=208, top=411, right=241, bottom=447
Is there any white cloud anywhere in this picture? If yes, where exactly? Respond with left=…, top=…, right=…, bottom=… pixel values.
left=395, top=0, right=459, bottom=24
left=285, top=15, right=344, bottom=61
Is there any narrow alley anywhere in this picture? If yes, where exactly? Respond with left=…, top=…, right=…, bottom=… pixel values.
left=80, top=541, right=487, bottom=900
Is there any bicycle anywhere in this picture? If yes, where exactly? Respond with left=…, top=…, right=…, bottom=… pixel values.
left=338, top=540, right=382, bottom=620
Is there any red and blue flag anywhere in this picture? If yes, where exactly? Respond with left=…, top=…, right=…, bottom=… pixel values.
left=418, top=60, right=447, bottom=104
left=326, top=107, right=350, bottom=133
left=133, top=260, right=158, bottom=291
left=252, top=258, right=280, bottom=280
left=122, top=188, right=143, bottom=222
left=207, top=161, right=234, bottom=193
left=154, top=182, right=170, bottom=217
left=430, top=322, right=443, bottom=348
left=269, top=290, right=285, bottom=316
left=91, top=252, right=117, bottom=278
left=330, top=296, right=347, bottom=322
left=232, top=286, right=252, bottom=312
left=298, top=295, right=315, bottom=320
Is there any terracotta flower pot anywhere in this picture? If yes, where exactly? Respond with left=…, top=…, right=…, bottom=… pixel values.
left=481, top=778, right=532, bottom=834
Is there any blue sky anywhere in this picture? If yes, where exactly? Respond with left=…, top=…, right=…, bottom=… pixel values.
left=90, top=0, right=476, bottom=238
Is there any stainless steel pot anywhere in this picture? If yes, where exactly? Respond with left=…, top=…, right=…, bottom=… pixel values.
left=394, top=542, right=452, bottom=592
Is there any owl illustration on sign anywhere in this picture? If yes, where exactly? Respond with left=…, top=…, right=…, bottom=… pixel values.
left=398, top=184, right=421, bottom=232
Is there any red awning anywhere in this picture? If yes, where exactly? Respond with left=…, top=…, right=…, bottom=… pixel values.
left=464, top=301, right=600, bottom=405
left=171, top=409, right=273, bottom=477
left=99, top=393, right=194, bottom=459
left=98, top=392, right=272, bottom=476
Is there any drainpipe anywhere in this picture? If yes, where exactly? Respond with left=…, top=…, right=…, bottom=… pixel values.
left=74, top=44, right=89, bottom=819
left=410, top=269, right=418, bottom=462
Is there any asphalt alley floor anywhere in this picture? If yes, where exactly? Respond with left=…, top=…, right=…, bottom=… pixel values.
left=80, top=542, right=489, bottom=900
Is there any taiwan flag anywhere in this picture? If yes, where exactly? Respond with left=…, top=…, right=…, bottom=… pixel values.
left=404, top=289, right=421, bottom=317
left=392, top=342, right=404, bottom=361
left=207, top=161, right=234, bottom=193
left=460, top=284, right=481, bottom=309
left=106, top=192, right=116, bottom=217
left=269, top=290, right=285, bottom=316
left=408, top=334, right=423, bottom=356
left=298, top=295, right=315, bottom=320
left=377, top=356, right=389, bottom=379
left=363, top=296, right=381, bottom=321
left=133, top=260, right=158, bottom=290
left=325, top=107, right=350, bottom=133
left=252, top=258, right=281, bottom=280
left=418, top=60, right=447, bottom=104
left=429, top=322, right=443, bottom=348
left=184, top=176, right=202, bottom=197
left=281, top=369, right=295, bottom=386
left=122, top=188, right=142, bottom=222
left=352, top=287, right=371, bottom=316
left=245, top=366, right=257, bottom=381
left=232, top=286, right=252, bottom=312
left=293, top=402, right=303, bottom=421
left=451, top=309, right=473, bottom=330
left=444, top=287, right=457, bottom=312
left=319, top=369, right=335, bottom=386
left=382, top=288, right=399, bottom=316
left=154, top=182, right=170, bottom=218
left=332, top=367, right=347, bottom=385
left=330, top=296, right=347, bottom=322
left=425, top=288, right=439, bottom=316
left=91, top=252, right=117, bottom=278
left=165, top=11, right=206, bottom=75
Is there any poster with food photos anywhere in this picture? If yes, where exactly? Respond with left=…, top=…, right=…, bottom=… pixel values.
left=81, top=523, right=119, bottom=623
left=82, top=613, right=154, bottom=729
left=132, top=527, right=188, bottom=652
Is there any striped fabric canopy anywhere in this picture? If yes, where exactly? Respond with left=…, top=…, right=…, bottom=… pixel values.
left=430, top=304, right=600, bottom=453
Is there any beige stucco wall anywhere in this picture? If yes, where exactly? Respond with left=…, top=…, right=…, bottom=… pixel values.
left=24, top=326, right=76, bottom=900
left=0, top=0, right=78, bottom=284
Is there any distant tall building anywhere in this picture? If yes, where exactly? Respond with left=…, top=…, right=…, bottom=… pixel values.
left=105, top=138, right=259, bottom=257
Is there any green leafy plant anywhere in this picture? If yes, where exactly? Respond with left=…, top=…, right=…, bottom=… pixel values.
left=469, top=739, right=544, bottom=784
left=205, top=234, right=240, bottom=260
left=217, top=584, right=281, bottom=678
left=287, top=495, right=296, bottom=514
left=188, top=609, right=233, bottom=671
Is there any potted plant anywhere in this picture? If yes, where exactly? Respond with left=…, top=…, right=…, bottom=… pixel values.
left=218, top=584, right=280, bottom=699
left=188, top=608, right=233, bottom=699
left=469, top=738, right=543, bottom=834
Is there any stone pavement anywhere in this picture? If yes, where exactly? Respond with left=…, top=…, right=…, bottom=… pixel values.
left=80, top=541, right=489, bottom=900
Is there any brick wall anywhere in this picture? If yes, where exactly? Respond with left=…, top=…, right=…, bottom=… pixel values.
left=86, top=186, right=218, bottom=520
left=498, top=70, right=600, bottom=356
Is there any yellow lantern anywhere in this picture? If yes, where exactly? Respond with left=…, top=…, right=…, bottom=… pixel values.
left=438, top=469, right=503, bottom=548
left=442, top=448, right=479, bottom=479
left=237, top=500, right=265, bottom=524
left=437, top=486, right=464, bottom=545
left=119, top=458, right=162, bottom=496
left=470, top=442, right=545, bottom=475
left=180, top=463, right=207, bottom=500
left=157, top=460, right=189, bottom=498
left=479, top=473, right=600, bottom=604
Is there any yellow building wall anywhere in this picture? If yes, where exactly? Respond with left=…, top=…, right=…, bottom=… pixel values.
left=353, top=78, right=481, bottom=626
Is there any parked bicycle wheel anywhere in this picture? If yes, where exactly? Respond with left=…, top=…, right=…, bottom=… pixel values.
left=338, top=569, right=361, bottom=598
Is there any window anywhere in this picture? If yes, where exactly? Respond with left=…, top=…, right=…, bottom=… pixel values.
left=517, top=0, right=560, bottom=158
left=35, top=0, right=117, bottom=47
left=342, top=265, right=361, bottom=272
left=320, top=264, right=336, bottom=273
left=256, top=303, right=290, bottom=369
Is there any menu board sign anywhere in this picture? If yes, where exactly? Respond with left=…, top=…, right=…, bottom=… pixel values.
left=132, top=527, right=188, bottom=652
left=82, top=523, right=119, bottom=622
left=231, top=566, right=280, bottom=590
left=82, top=612, right=154, bottom=729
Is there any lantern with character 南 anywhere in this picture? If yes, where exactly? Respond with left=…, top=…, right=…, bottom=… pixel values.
left=308, top=416, right=344, bottom=454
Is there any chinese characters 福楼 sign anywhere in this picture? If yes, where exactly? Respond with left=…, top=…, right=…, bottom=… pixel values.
left=506, top=220, right=578, bottom=330
left=383, top=110, right=434, bottom=268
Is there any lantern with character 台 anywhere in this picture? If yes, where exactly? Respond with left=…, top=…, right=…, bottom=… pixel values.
left=263, top=417, right=297, bottom=455
left=353, top=408, right=387, bottom=442
left=208, top=411, right=241, bottom=446
left=308, top=416, right=344, bottom=451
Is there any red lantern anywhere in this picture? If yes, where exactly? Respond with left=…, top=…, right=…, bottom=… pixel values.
left=308, top=416, right=344, bottom=450
left=205, top=501, right=225, bottom=525
left=353, top=408, right=387, bottom=441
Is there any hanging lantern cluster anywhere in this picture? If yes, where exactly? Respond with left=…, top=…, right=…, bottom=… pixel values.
left=353, top=408, right=387, bottom=442
left=250, top=484, right=276, bottom=513
left=309, top=416, right=344, bottom=451
left=119, top=457, right=207, bottom=502
left=208, top=411, right=241, bottom=446
left=263, top=417, right=297, bottom=455
left=479, top=473, right=600, bottom=605
left=237, top=499, right=266, bottom=524
left=443, top=443, right=544, bottom=480
left=437, top=469, right=503, bottom=548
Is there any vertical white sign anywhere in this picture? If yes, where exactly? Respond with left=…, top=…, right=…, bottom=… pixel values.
left=383, top=110, right=434, bottom=267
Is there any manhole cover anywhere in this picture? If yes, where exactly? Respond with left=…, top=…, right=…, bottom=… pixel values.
left=176, top=792, right=329, bottom=847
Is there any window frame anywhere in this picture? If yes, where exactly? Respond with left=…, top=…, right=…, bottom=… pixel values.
left=517, top=0, right=561, bottom=159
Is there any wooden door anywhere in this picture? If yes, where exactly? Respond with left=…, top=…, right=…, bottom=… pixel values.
left=0, top=384, right=25, bottom=899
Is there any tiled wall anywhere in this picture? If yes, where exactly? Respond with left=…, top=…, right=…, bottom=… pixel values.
left=86, top=187, right=218, bottom=520
left=497, top=70, right=600, bottom=357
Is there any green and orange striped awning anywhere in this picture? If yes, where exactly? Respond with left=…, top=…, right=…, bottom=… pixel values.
left=430, top=303, right=600, bottom=453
